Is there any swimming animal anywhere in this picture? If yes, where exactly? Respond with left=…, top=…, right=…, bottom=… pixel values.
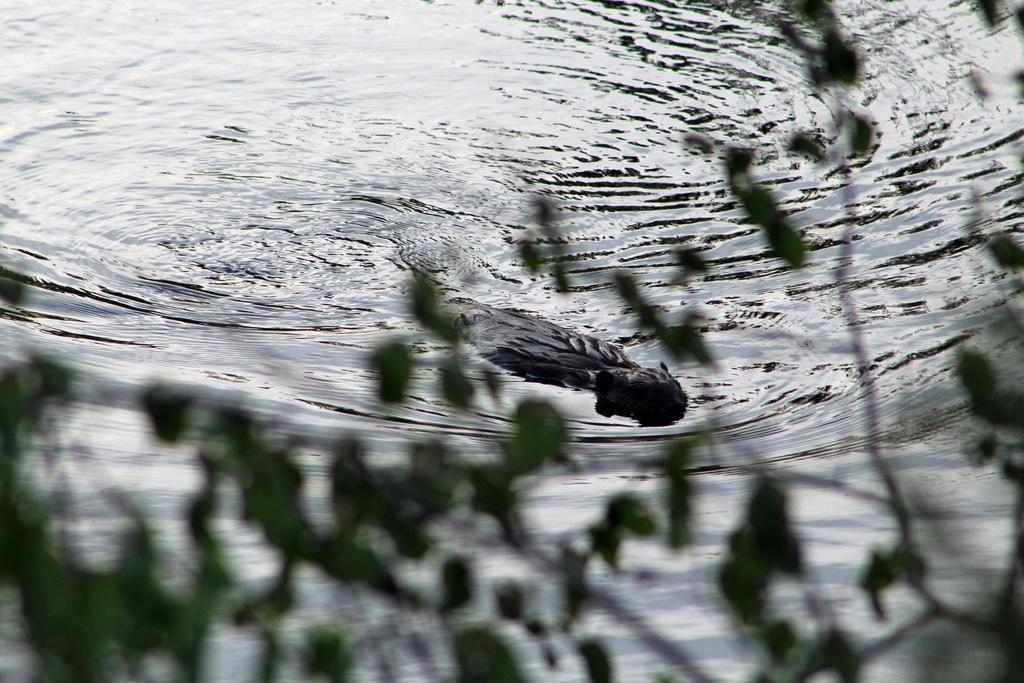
left=451, top=300, right=687, bottom=426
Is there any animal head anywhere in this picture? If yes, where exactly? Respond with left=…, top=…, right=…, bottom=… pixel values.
left=594, top=362, right=688, bottom=426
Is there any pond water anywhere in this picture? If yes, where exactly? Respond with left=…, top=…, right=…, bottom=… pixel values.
left=2, top=0, right=1023, bottom=680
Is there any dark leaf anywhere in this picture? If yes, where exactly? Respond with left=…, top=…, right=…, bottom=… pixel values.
left=683, top=133, right=714, bottom=155
left=534, top=196, right=558, bottom=227
left=674, top=247, right=708, bottom=275
left=441, top=356, right=474, bottom=408
left=371, top=341, right=412, bottom=403
left=765, top=219, right=806, bottom=269
left=762, top=619, right=797, bottom=663
left=410, top=277, right=459, bottom=342
left=442, top=556, right=473, bottom=612
left=958, top=349, right=1004, bottom=424
left=977, top=0, right=998, bottom=26
left=495, top=582, right=524, bottom=621
left=990, top=234, right=1024, bottom=270
left=518, top=240, right=542, bottom=273
left=725, top=148, right=753, bottom=177
left=664, top=441, right=694, bottom=549
left=578, top=639, right=613, bottom=683
left=787, top=133, right=825, bottom=162
left=809, top=629, right=859, bottom=683
left=504, top=400, right=567, bottom=474
left=748, top=478, right=802, bottom=574
left=607, top=495, right=657, bottom=537
left=142, top=385, right=191, bottom=443
left=0, top=276, right=26, bottom=305
left=454, top=627, right=526, bottom=683
left=306, top=628, right=349, bottom=683
left=822, top=29, right=859, bottom=84
left=849, top=114, right=873, bottom=156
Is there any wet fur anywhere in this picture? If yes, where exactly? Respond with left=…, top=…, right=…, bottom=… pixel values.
left=452, top=300, right=687, bottom=426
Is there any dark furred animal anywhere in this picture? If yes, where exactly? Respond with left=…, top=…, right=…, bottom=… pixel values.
left=452, top=300, right=687, bottom=426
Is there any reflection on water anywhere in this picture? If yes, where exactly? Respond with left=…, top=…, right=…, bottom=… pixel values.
left=1, top=0, right=1022, bottom=678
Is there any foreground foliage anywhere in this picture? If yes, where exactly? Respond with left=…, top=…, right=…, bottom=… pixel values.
left=2, top=1, right=1024, bottom=681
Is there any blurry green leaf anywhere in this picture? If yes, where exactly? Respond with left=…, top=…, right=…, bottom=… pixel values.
left=977, top=0, right=998, bottom=26
left=800, top=0, right=828, bottom=19
left=762, top=619, right=797, bottom=663
left=410, top=277, right=459, bottom=342
left=306, top=627, right=349, bottom=683
left=504, top=400, right=567, bottom=474
left=719, top=530, right=769, bottom=625
left=849, top=114, right=873, bottom=156
left=725, top=148, right=753, bottom=177
left=589, top=521, right=621, bottom=568
left=674, top=247, right=708, bottom=276
left=787, top=133, right=825, bottom=162
left=553, top=262, right=571, bottom=293
left=495, top=582, right=524, bottom=621
left=860, top=548, right=908, bottom=619
left=470, top=465, right=520, bottom=541
left=441, top=356, right=475, bottom=409
left=142, top=385, right=191, bottom=443
left=562, top=547, right=590, bottom=622
left=607, top=495, right=657, bottom=537
left=808, top=629, right=859, bottom=683
left=822, top=29, right=858, bottom=84
left=442, top=556, right=473, bottom=612
left=454, top=627, right=526, bottom=683
left=958, top=349, right=1005, bottom=424
left=518, top=240, right=542, bottom=273
left=29, top=356, right=72, bottom=398
left=534, top=196, right=558, bottom=227
left=0, top=276, right=26, bottom=305
left=975, top=433, right=998, bottom=463
left=371, top=341, right=412, bottom=403
left=578, top=639, right=613, bottom=683
left=683, top=133, right=714, bottom=155
left=663, top=314, right=714, bottom=365
left=749, top=478, right=802, bottom=574
left=613, top=271, right=642, bottom=307
left=664, top=441, right=694, bottom=549
left=765, top=219, right=806, bottom=269
left=990, top=234, right=1024, bottom=270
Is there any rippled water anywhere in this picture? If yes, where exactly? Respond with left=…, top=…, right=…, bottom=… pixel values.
left=2, top=0, right=1023, bottom=679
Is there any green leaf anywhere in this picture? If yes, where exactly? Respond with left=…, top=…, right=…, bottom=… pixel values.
left=957, top=349, right=1004, bottom=424
left=990, top=234, right=1024, bottom=270
left=442, top=556, right=473, bottom=612
left=762, top=619, right=797, bottom=663
left=725, top=148, right=753, bottom=177
left=849, top=114, right=873, bottom=156
left=454, top=627, right=526, bottom=683
left=589, top=522, right=621, bottom=568
left=748, top=478, right=802, bottom=574
left=495, top=582, right=524, bottom=621
left=718, top=530, right=770, bottom=625
left=578, top=639, right=614, bottom=683
left=787, top=133, right=825, bottom=162
left=822, top=29, right=859, bottom=84
left=518, top=240, right=542, bottom=273
left=371, top=341, right=412, bottom=403
left=534, top=196, right=557, bottom=227
left=441, top=356, right=475, bottom=408
left=305, top=627, right=349, bottom=683
left=977, top=0, right=998, bottom=26
left=664, top=442, right=694, bottom=549
left=765, top=219, right=806, bottom=269
left=142, top=385, right=191, bottom=443
left=504, top=400, right=567, bottom=474
left=860, top=549, right=899, bottom=619
left=808, top=629, right=859, bottom=683
left=410, top=276, right=459, bottom=342
left=674, top=247, right=708, bottom=275
left=607, top=495, right=657, bottom=537
left=0, top=276, right=26, bottom=305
